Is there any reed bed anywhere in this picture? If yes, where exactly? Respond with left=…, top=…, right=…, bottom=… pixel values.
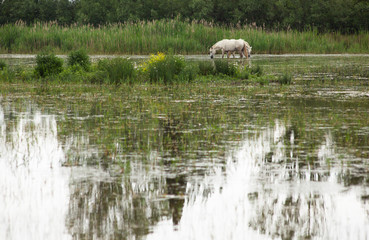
left=0, top=20, right=368, bottom=54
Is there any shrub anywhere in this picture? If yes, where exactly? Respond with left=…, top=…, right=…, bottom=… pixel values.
left=0, top=60, right=6, bottom=70
left=178, top=63, right=198, bottom=82
left=98, top=58, right=135, bottom=84
left=145, top=53, right=185, bottom=83
left=214, top=60, right=237, bottom=76
left=198, top=61, right=214, bottom=75
left=58, top=66, right=87, bottom=83
left=87, top=70, right=109, bottom=84
left=67, top=49, right=91, bottom=71
left=34, top=53, right=63, bottom=78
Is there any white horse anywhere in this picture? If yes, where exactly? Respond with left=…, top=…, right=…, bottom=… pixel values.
left=225, top=39, right=252, bottom=59
left=209, top=39, right=252, bottom=59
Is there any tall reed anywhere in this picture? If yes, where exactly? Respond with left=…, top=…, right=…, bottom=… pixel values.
left=0, top=20, right=368, bottom=54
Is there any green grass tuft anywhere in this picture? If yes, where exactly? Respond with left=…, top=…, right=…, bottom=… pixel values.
left=214, top=60, right=237, bottom=76
left=0, top=60, right=7, bottom=70
left=277, top=73, right=293, bottom=85
left=198, top=61, right=215, bottom=76
left=97, top=58, right=135, bottom=84
left=34, top=53, right=63, bottom=78
left=67, top=49, right=91, bottom=71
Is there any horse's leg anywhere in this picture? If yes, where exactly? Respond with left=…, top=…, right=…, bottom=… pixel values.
left=232, top=51, right=235, bottom=58
left=227, top=51, right=231, bottom=58
left=238, top=49, right=243, bottom=59
left=222, top=49, right=225, bottom=58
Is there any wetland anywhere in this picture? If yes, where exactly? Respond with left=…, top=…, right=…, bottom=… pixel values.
left=0, top=54, right=369, bottom=239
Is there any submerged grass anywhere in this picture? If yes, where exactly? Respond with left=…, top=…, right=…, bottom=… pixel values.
left=0, top=20, right=368, bottom=54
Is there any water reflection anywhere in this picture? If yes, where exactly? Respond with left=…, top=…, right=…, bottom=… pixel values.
left=66, top=162, right=171, bottom=239
left=147, top=121, right=369, bottom=240
left=0, top=106, right=70, bottom=240
left=1, top=80, right=369, bottom=239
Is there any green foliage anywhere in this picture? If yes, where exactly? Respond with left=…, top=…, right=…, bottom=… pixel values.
left=0, top=68, right=15, bottom=82
left=1, top=0, right=368, bottom=33
left=67, top=49, right=91, bottom=71
left=250, top=65, right=263, bottom=76
left=236, top=66, right=250, bottom=80
left=0, top=61, right=6, bottom=70
left=97, top=58, right=135, bottom=84
left=0, top=25, right=20, bottom=53
left=0, top=20, right=368, bottom=55
left=277, top=73, right=292, bottom=85
left=198, top=61, right=215, bottom=76
left=254, top=76, right=270, bottom=86
left=178, top=63, right=198, bottom=82
left=58, top=65, right=87, bottom=83
left=87, top=70, right=109, bottom=84
left=34, top=53, right=63, bottom=78
left=0, top=66, right=34, bottom=83
left=146, top=54, right=185, bottom=83
left=214, top=60, right=237, bottom=76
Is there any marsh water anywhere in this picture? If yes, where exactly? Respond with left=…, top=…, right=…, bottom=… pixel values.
left=1, top=55, right=369, bottom=239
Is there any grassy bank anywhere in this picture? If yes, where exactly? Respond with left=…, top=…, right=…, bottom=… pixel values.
left=0, top=51, right=281, bottom=85
left=1, top=20, right=368, bottom=54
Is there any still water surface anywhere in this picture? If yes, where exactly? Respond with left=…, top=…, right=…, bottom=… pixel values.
left=0, top=55, right=369, bottom=239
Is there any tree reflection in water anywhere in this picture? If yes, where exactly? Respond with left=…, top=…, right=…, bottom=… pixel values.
left=1, top=91, right=369, bottom=240
left=0, top=106, right=70, bottom=240
left=147, top=121, right=369, bottom=240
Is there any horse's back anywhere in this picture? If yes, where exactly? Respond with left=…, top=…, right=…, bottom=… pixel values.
left=217, top=39, right=243, bottom=51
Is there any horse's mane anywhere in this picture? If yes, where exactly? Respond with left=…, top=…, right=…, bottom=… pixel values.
left=241, top=40, right=251, bottom=57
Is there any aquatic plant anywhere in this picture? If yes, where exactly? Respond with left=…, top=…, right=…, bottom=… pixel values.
left=145, top=53, right=185, bottom=83
left=0, top=25, right=20, bottom=53
left=198, top=61, right=215, bottom=76
left=236, top=66, right=250, bottom=80
left=67, top=49, right=91, bottom=71
left=178, top=63, right=199, bottom=82
left=0, top=20, right=368, bottom=54
left=277, top=73, right=292, bottom=85
left=34, top=53, right=63, bottom=78
left=0, top=68, right=14, bottom=82
left=87, top=70, right=109, bottom=84
left=214, top=60, right=237, bottom=76
left=97, top=57, right=135, bottom=84
left=250, top=65, right=263, bottom=77
left=0, top=60, right=6, bottom=70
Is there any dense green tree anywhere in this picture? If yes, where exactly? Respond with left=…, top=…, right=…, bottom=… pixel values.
left=188, top=0, right=214, bottom=21
left=0, top=0, right=368, bottom=32
left=56, top=0, right=77, bottom=25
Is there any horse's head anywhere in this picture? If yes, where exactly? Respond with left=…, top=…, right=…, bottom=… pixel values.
left=247, top=46, right=252, bottom=58
left=209, top=47, right=216, bottom=59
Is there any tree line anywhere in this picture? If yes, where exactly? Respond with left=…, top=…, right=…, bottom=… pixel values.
left=1, top=0, right=368, bottom=33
